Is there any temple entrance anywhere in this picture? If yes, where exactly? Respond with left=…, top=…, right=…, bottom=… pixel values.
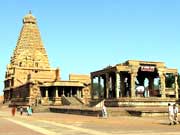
left=136, top=65, right=160, bottom=97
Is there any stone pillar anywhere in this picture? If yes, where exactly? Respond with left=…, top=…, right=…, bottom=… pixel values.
left=175, top=74, right=178, bottom=99
left=116, top=72, right=120, bottom=98
left=91, top=76, right=94, bottom=99
left=102, top=76, right=106, bottom=98
left=98, top=76, right=101, bottom=99
left=54, top=87, right=62, bottom=106
left=79, top=90, right=82, bottom=98
left=42, top=88, right=49, bottom=105
left=70, top=88, right=72, bottom=97
left=45, top=88, right=48, bottom=97
left=149, top=77, right=154, bottom=90
left=8, top=91, right=11, bottom=100
left=9, top=79, right=11, bottom=87
left=106, top=73, right=110, bottom=99
left=76, top=88, right=79, bottom=98
left=159, top=72, right=166, bottom=98
left=55, top=87, right=59, bottom=98
left=148, top=77, right=154, bottom=97
left=130, top=73, right=136, bottom=98
left=62, top=88, right=65, bottom=96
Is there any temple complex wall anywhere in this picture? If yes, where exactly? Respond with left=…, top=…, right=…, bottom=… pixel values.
left=69, top=74, right=90, bottom=84
left=12, top=84, right=30, bottom=99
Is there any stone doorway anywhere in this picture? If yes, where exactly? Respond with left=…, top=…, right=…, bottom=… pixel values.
left=136, top=65, right=160, bottom=97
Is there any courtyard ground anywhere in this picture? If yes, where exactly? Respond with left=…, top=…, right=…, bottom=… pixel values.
left=0, top=105, right=180, bottom=135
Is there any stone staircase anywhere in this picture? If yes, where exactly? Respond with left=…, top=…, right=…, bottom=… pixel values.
left=62, top=96, right=83, bottom=106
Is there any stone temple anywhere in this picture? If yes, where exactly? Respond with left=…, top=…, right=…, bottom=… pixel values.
left=3, top=12, right=179, bottom=109
left=3, top=12, right=91, bottom=106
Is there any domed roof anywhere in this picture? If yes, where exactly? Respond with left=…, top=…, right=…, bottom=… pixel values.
left=23, top=11, right=36, bottom=24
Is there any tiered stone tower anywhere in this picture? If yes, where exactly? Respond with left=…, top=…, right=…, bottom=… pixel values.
left=4, top=12, right=59, bottom=102
left=11, top=11, right=50, bottom=68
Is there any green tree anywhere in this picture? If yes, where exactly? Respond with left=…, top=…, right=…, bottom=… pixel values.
left=178, top=74, right=180, bottom=88
left=93, top=83, right=104, bottom=96
left=165, top=73, right=175, bottom=88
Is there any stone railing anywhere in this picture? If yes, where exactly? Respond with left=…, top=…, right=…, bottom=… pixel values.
left=61, top=96, right=71, bottom=105
left=73, top=96, right=84, bottom=105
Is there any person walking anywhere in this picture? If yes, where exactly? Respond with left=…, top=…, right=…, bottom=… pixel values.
left=168, top=103, right=174, bottom=125
left=29, top=106, right=33, bottom=116
left=173, top=104, right=179, bottom=124
left=11, top=106, right=16, bottom=116
left=27, top=106, right=30, bottom=116
left=20, top=106, right=23, bottom=116
left=102, top=101, right=107, bottom=118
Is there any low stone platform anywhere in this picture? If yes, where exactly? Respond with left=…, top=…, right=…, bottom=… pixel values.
left=50, top=106, right=101, bottom=117
left=49, top=106, right=173, bottom=117
left=105, top=97, right=177, bottom=107
left=126, top=107, right=170, bottom=117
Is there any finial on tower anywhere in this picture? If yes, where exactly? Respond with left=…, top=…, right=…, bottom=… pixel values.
left=29, top=10, right=32, bottom=14
left=23, top=11, right=36, bottom=24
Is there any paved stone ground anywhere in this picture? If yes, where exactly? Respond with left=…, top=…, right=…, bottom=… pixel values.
left=0, top=106, right=180, bottom=135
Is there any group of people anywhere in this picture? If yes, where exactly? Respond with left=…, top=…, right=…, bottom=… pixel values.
left=168, top=103, right=179, bottom=125
left=11, top=105, right=33, bottom=116
left=26, top=106, right=33, bottom=116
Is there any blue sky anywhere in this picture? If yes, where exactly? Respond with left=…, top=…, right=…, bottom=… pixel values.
left=0, top=0, right=180, bottom=94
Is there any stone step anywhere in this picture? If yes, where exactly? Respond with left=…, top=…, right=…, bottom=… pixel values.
left=65, top=97, right=82, bottom=106
left=31, top=105, right=50, bottom=113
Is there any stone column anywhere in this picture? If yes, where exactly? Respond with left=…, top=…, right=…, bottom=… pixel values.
left=79, top=90, right=82, bottom=98
left=54, top=87, right=62, bottom=106
left=8, top=91, right=11, bottom=100
left=148, top=77, right=154, bottom=97
left=9, top=79, right=11, bottom=87
left=45, top=88, right=48, bottom=97
left=159, top=72, right=166, bottom=98
left=116, top=72, right=120, bottom=98
left=55, top=87, right=59, bottom=98
left=98, top=76, right=101, bottom=99
left=43, top=88, right=49, bottom=105
left=62, top=88, right=65, bottom=96
left=103, top=76, right=106, bottom=98
left=149, top=77, right=154, bottom=90
left=175, top=74, right=178, bottom=99
left=76, top=88, right=79, bottom=98
left=70, top=88, right=72, bottom=97
left=106, top=73, right=110, bottom=99
left=91, top=76, right=94, bottom=99
left=130, top=73, right=136, bottom=98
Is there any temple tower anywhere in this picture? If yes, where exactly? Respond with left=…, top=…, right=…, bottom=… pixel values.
left=11, top=11, right=50, bottom=68
left=4, top=12, right=59, bottom=102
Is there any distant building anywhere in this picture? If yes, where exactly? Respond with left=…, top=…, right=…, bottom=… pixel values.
left=3, top=12, right=90, bottom=106
left=91, top=60, right=178, bottom=107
